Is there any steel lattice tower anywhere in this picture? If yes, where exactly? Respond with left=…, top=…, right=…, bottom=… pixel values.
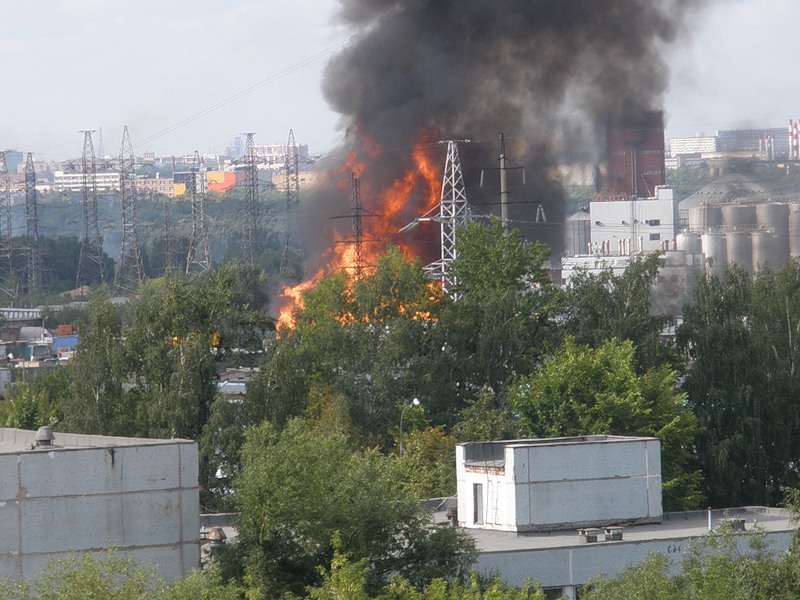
left=333, top=172, right=379, bottom=279
left=422, top=140, right=472, bottom=295
left=162, top=194, right=176, bottom=275
left=24, top=153, right=43, bottom=293
left=76, top=130, right=106, bottom=288
left=186, top=150, right=211, bottom=274
left=115, top=125, right=145, bottom=292
left=280, top=129, right=301, bottom=275
left=241, top=132, right=260, bottom=265
left=0, top=152, right=14, bottom=292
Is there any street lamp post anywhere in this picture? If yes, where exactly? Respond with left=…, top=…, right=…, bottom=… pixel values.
left=399, top=397, right=420, bottom=457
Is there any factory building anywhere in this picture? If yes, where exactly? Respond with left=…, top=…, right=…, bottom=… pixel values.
left=606, top=111, right=665, bottom=198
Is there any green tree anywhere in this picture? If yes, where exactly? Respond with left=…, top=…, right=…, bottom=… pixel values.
left=677, top=263, right=800, bottom=507
left=227, top=419, right=475, bottom=598
left=510, top=338, right=701, bottom=511
left=62, top=290, right=133, bottom=435
left=425, top=219, right=561, bottom=424
left=562, top=252, right=677, bottom=372
left=0, top=366, right=68, bottom=430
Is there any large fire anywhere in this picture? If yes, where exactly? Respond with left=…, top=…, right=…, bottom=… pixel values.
left=277, top=128, right=442, bottom=333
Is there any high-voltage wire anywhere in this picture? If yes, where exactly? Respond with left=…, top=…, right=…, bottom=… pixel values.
left=186, top=150, right=211, bottom=274
left=240, top=133, right=260, bottom=265
left=115, top=125, right=145, bottom=293
left=280, top=128, right=302, bottom=276
left=24, top=153, right=43, bottom=293
left=76, top=130, right=106, bottom=288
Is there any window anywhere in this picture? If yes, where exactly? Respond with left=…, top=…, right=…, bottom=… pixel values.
left=649, top=233, right=661, bottom=241
left=646, top=219, right=661, bottom=226
left=473, top=483, right=483, bottom=524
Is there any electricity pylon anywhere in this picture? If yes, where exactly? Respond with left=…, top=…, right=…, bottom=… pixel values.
left=115, top=125, right=145, bottom=292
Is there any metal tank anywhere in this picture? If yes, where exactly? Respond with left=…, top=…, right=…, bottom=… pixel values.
left=565, top=210, right=591, bottom=257
left=752, top=230, right=787, bottom=273
left=701, top=232, right=727, bottom=277
left=726, top=231, right=753, bottom=275
left=757, top=203, right=790, bottom=263
left=790, top=204, right=800, bottom=258
left=688, top=205, right=723, bottom=233
left=676, top=232, right=701, bottom=254
left=721, top=204, right=757, bottom=231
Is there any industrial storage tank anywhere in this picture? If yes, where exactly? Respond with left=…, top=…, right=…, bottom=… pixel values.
left=757, top=203, right=789, bottom=234
left=726, top=231, right=753, bottom=275
left=676, top=232, right=702, bottom=254
left=565, top=209, right=591, bottom=256
left=752, top=230, right=788, bottom=273
left=789, top=204, right=800, bottom=258
left=721, top=204, right=757, bottom=230
left=701, top=232, right=727, bottom=277
left=688, top=205, right=723, bottom=232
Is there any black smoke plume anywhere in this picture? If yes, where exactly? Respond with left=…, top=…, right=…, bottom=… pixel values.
left=298, top=0, right=707, bottom=268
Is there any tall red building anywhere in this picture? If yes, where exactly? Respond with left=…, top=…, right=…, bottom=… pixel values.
left=606, top=110, right=665, bottom=198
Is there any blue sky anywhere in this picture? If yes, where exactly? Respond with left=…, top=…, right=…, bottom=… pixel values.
left=1, top=0, right=796, bottom=160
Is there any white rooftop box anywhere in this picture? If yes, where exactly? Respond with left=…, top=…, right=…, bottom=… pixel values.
left=456, top=435, right=662, bottom=532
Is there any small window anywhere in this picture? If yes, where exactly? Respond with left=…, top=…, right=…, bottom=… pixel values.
left=646, top=219, right=661, bottom=226
left=473, top=483, right=484, bottom=524
left=649, top=233, right=661, bottom=241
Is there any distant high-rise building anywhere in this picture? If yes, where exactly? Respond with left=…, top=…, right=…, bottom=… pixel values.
left=2, top=150, right=23, bottom=174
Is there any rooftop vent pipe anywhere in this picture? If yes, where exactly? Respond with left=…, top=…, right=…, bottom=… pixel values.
left=34, top=426, right=54, bottom=447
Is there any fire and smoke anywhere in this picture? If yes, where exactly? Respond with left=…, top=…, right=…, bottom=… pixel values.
left=279, top=0, right=709, bottom=327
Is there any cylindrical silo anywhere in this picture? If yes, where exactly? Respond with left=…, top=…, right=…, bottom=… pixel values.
left=726, top=231, right=753, bottom=275
left=757, top=203, right=790, bottom=263
left=722, top=204, right=757, bottom=231
left=701, top=232, right=727, bottom=277
left=752, top=230, right=787, bottom=273
left=688, top=205, right=723, bottom=232
left=789, top=204, right=800, bottom=258
left=565, top=210, right=591, bottom=256
left=676, top=232, right=702, bottom=254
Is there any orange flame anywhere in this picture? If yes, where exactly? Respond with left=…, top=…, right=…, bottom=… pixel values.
left=276, top=127, right=443, bottom=333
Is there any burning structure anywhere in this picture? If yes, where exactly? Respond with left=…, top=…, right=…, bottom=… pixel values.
left=278, top=1, right=710, bottom=323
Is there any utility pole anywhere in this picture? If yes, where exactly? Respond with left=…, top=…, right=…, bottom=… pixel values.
left=241, top=132, right=260, bottom=265
left=480, top=133, right=525, bottom=235
left=115, top=125, right=145, bottom=292
left=76, top=130, right=105, bottom=288
left=24, top=153, right=42, bottom=294
left=332, top=172, right=379, bottom=279
left=186, top=150, right=211, bottom=274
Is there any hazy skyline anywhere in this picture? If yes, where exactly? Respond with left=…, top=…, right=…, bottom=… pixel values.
left=1, top=0, right=796, bottom=161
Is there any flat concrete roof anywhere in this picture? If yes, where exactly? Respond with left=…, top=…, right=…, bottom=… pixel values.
left=461, top=507, right=792, bottom=553
left=0, top=427, right=194, bottom=454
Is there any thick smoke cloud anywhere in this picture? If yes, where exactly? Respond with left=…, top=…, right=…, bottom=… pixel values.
left=303, top=0, right=707, bottom=265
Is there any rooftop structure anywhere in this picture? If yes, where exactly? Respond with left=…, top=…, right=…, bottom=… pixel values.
left=0, top=427, right=199, bottom=581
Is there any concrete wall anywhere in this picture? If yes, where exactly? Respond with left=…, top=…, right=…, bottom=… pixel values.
left=0, top=429, right=199, bottom=581
left=474, top=529, right=793, bottom=600
left=457, top=436, right=662, bottom=532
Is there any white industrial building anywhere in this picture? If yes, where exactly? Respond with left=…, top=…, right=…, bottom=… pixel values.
left=0, top=427, right=199, bottom=581
left=53, top=170, right=121, bottom=193
left=669, top=135, right=718, bottom=157
left=453, top=435, right=794, bottom=599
